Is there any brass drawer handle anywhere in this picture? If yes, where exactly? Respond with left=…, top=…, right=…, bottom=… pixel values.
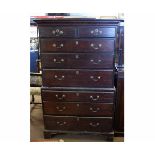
left=54, top=75, right=64, bottom=80
left=53, top=58, right=64, bottom=63
left=90, top=95, right=100, bottom=101
left=90, top=43, right=102, bottom=50
left=55, top=94, right=66, bottom=100
left=52, top=29, right=64, bottom=36
left=56, top=106, right=66, bottom=111
left=56, top=121, right=66, bottom=126
left=90, top=28, right=102, bottom=35
left=90, top=76, right=101, bottom=82
left=89, top=122, right=100, bottom=127
left=89, top=107, right=100, bottom=113
left=52, top=43, right=64, bottom=48
left=90, top=59, right=102, bottom=64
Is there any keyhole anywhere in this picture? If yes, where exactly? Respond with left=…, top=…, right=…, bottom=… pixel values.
left=75, top=41, right=78, bottom=45
left=76, top=71, right=79, bottom=75
left=75, top=54, right=79, bottom=59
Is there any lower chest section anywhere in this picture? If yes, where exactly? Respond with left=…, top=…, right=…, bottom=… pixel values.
left=42, top=88, right=114, bottom=133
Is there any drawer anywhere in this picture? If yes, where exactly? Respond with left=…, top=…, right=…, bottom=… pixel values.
left=78, top=117, right=113, bottom=132
left=44, top=115, right=113, bottom=132
left=40, top=38, right=115, bottom=52
left=43, top=101, right=113, bottom=116
left=79, top=27, right=116, bottom=38
left=42, top=69, right=114, bottom=88
left=41, top=90, right=114, bottom=103
left=44, top=115, right=77, bottom=131
left=39, top=26, right=76, bottom=38
left=41, top=53, right=114, bottom=69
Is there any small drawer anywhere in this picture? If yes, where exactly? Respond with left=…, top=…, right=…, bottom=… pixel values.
left=41, top=89, right=114, bottom=103
left=42, top=69, right=114, bottom=88
left=40, top=38, right=115, bottom=52
left=43, top=101, right=113, bottom=116
left=78, top=117, right=113, bottom=132
left=44, top=116, right=77, bottom=131
left=79, top=27, right=116, bottom=38
left=39, top=26, right=76, bottom=38
left=44, top=115, right=113, bottom=132
left=41, top=53, right=114, bottom=69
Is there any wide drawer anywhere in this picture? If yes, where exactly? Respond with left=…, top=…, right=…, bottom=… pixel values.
left=43, top=101, right=113, bottom=116
left=42, top=69, right=114, bottom=88
left=79, top=27, right=116, bottom=38
left=39, top=26, right=76, bottom=38
left=39, top=26, right=116, bottom=38
left=44, top=115, right=113, bottom=132
left=40, top=38, right=115, bottom=52
left=41, top=53, right=114, bottom=69
left=41, top=89, right=114, bottom=103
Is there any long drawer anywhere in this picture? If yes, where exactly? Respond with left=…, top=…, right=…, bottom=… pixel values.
left=40, top=38, right=115, bottom=52
left=39, top=26, right=116, bottom=38
left=42, top=69, right=114, bottom=88
left=41, top=89, right=114, bottom=103
left=44, top=115, right=113, bottom=132
left=41, top=53, right=114, bottom=69
left=43, top=101, right=113, bottom=116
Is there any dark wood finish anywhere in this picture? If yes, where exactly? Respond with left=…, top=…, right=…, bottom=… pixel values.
left=44, top=115, right=113, bottom=132
left=41, top=53, right=114, bottom=69
left=40, top=38, right=115, bottom=52
left=105, top=135, right=114, bottom=142
left=42, top=69, right=114, bottom=88
left=78, top=117, right=113, bottom=132
left=44, top=116, right=77, bottom=131
left=39, top=26, right=76, bottom=38
left=114, top=132, right=124, bottom=137
left=43, top=101, right=113, bottom=116
left=114, top=68, right=124, bottom=136
left=44, top=129, right=114, bottom=141
left=78, top=27, right=116, bottom=38
left=41, top=89, right=114, bottom=103
left=34, top=18, right=123, bottom=25
left=44, top=131, right=57, bottom=139
left=35, top=18, right=124, bottom=141
left=114, top=21, right=124, bottom=137
left=39, top=26, right=116, bottom=38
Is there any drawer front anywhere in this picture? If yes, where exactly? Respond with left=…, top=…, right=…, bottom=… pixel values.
left=39, top=26, right=76, bottom=38
left=43, top=101, right=113, bottom=116
left=78, top=117, right=113, bottom=132
left=44, top=116, right=77, bottom=131
left=40, top=39, right=115, bottom=52
left=42, top=69, right=114, bottom=88
left=41, top=53, right=114, bottom=69
left=79, top=27, right=116, bottom=38
left=42, top=90, right=114, bottom=103
left=44, top=115, right=113, bottom=132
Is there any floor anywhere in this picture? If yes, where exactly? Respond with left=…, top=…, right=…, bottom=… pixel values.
left=30, top=103, right=124, bottom=142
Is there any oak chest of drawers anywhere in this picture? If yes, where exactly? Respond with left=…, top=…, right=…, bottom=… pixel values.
left=35, top=18, right=123, bottom=141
